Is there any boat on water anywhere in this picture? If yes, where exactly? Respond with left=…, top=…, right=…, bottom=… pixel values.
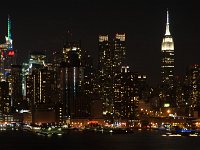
left=169, top=126, right=196, bottom=136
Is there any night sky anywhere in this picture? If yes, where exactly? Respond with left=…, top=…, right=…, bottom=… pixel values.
left=0, top=0, right=200, bottom=86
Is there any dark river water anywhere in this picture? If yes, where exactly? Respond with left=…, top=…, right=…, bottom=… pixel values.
left=0, top=130, right=199, bottom=150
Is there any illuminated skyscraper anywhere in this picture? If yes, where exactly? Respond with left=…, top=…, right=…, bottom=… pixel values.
left=160, top=10, right=175, bottom=106
left=98, top=34, right=126, bottom=116
left=60, top=48, right=82, bottom=119
left=113, top=66, right=139, bottom=121
left=81, top=50, right=95, bottom=117
left=0, top=15, right=14, bottom=81
left=4, top=16, right=15, bottom=79
left=113, top=34, right=126, bottom=73
left=161, top=10, right=174, bottom=86
left=98, top=35, right=113, bottom=115
left=60, top=33, right=92, bottom=121
left=22, top=51, right=46, bottom=99
left=185, top=64, right=200, bottom=117
left=24, top=52, right=56, bottom=124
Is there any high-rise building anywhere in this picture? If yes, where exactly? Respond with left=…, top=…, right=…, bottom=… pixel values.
left=22, top=51, right=46, bottom=98
left=11, top=65, right=23, bottom=112
left=81, top=50, right=95, bottom=117
left=0, top=81, right=11, bottom=115
left=160, top=10, right=175, bottom=107
left=113, top=66, right=139, bottom=122
left=60, top=33, right=93, bottom=122
left=0, top=15, right=15, bottom=81
left=161, top=10, right=174, bottom=86
left=52, top=51, right=63, bottom=104
left=113, top=33, right=126, bottom=73
left=98, top=34, right=126, bottom=116
left=26, top=62, right=56, bottom=123
left=24, top=52, right=47, bottom=109
left=26, top=64, right=43, bottom=108
left=60, top=48, right=82, bottom=119
left=174, top=76, right=187, bottom=116
left=185, top=64, right=200, bottom=117
left=98, top=35, right=113, bottom=115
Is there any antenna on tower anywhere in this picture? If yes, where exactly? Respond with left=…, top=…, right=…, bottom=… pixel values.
left=165, top=8, right=171, bottom=36
left=166, top=8, right=169, bottom=25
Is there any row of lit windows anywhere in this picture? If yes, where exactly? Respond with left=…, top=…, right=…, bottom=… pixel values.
left=161, top=65, right=174, bottom=68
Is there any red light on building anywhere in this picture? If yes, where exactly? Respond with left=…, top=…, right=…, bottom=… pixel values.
left=88, top=121, right=98, bottom=124
left=8, top=50, right=14, bottom=56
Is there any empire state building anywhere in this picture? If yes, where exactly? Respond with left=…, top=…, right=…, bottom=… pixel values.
left=160, top=10, right=175, bottom=107
left=161, top=10, right=174, bottom=88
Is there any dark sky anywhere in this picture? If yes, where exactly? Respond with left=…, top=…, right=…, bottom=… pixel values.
left=0, top=0, right=200, bottom=86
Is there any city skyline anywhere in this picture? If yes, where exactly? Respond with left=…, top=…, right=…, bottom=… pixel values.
left=1, top=2, right=200, bottom=147
left=0, top=1, right=200, bottom=86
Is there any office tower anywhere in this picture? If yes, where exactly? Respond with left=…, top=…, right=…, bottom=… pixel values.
left=22, top=63, right=29, bottom=97
left=137, top=74, right=149, bottom=100
left=0, top=81, right=11, bottom=115
left=39, top=68, right=55, bottom=104
left=185, top=64, right=200, bottom=117
left=98, top=35, right=113, bottom=115
left=81, top=50, right=95, bottom=116
left=25, top=52, right=54, bottom=106
left=160, top=10, right=175, bottom=107
left=26, top=64, right=43, bottom=108
left=174, top=76, right=187, bottom=116
left=98, top=34, right=126, bottom=116
left=0, top=15, right=14, bottom=81
left=22, top=51, right=46, bottom=98
left=113, top=33, right=126, bottom=73
left=61, top=33, right=94, bottom=122
left=11, top=65, right=23, bottom=112
left=24, top=52, right=46, bottom=107
left=52, top=51, right=63, bottom=121
left=114, top=66, right=139, bottom=123
left=26, top=64, right=56, bottom=123
left=60, top=48, right=82, bottom=119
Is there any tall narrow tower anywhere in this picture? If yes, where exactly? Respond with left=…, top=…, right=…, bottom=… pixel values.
left=0, top=15, right=14, bottom=81
left=4, top=15, right=15, bottom=80
left=160, top=10, right=175, bottom=106
left=161, top=10, right=174, bottom=87
left=98, top=34, right=126, bottom=116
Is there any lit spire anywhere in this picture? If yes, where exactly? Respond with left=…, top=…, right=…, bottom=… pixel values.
left=6, top=15, right=13, bottom=50
left=165, top=9, right=171, bottom=36
left=8, top=15, right=11, bottom=40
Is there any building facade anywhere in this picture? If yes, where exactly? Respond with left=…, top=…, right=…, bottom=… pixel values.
left=0, top=16, right=15, bottom=81
left=11, top=65, right=23, bottom=112
left=185, top=64, right=200, bottom=117
left=113, top=66, right=139, bottom=122
left=98, top=34, right=126, bottom=116
left=160, top=10, right=175, bottom=107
